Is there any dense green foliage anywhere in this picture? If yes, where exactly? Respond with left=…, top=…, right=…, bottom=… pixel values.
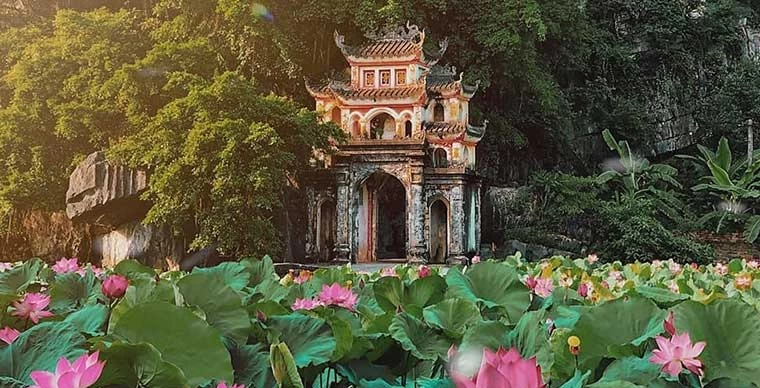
left=4, top=255, right=760, bottom=386
left=1, top=0, right=760, bottom=258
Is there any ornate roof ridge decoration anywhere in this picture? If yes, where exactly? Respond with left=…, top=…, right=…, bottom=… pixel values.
left=423, top=38, right=449, bottom=66
left=334, top=22, right=450, bottom=60
left=466, top=120, right=488, bottom=139
left=365, top=21, right=425, bottom=44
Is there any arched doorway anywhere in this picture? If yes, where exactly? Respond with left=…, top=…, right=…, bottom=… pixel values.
left=357, top=171, right=407, bottom=261
left=317, top=200, right=336, bottom=262
left=433, top=103, right=445, bottom=122
left=369, top=113, right=396, bottom=140
left=430, top=200, right=448, bottom=263
left=330, top=107, right=341, bottom=124
left=404, top=120, right=413, bottom=138
left=434, top=148, right=448, bottom=167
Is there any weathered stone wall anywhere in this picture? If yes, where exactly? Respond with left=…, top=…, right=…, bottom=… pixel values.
left=92, top=221, right=185, bottom=268
left=0, top=210, right=87, bottom=262
left=693, top=232, right=760, bottom=261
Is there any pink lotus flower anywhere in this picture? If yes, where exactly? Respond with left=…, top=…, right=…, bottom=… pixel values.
left=663, top=311, right=676, bottom=336
left=291, top=298, right=324, bottom=311
left=380, top=266, right=398, bottom=277
left=12, top=293, right=53, bottom=323
left=0, top=262, right=12, bottom=272
left=418, top=265, right=432, bottom=278
left=450, top=346, right=545, bottom=388
left=101, top=274, right=129, bottom=299
left=668, top=281, right=680, bottom=294
left=669, top=261, right=682, bottom=274
left=76, top=266, right=104, bottom=278
left=471, top=255, right=481, bottom=264
left=293, top=270, right=312, bottom=285
left=651, top=260, right=662, bottom=268
left=586, top=253, right=599, bottom=264
left=217, top=382, right=245, bottom=388
left=748, top=260, right=759, bottom=269
left=0, top=327, right=20, bottom=344
left=318, top=283, right=358, bottom=310
left=534, top=278, right=553, bottom=298
left=735, top=273, right=753, bottom=290
left=52, top=258, right=80, bottom=275
left=715, top=262, right=727, bottom=275
left=690, top=263, right=699, bottom=271
left=577, top=282, right=590, bottom=298
left=524, top=276, right=538, bottom=290
left=609, top=270, right=623, bottom=281
left=30, top=351, right=105, bottom=388
left=650, top=333, right=706, bottom=377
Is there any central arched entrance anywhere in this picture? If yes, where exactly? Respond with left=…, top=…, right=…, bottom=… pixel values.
left=357, top=171, right=407, bottom=262
left=430, top=199, right=449, bottom=263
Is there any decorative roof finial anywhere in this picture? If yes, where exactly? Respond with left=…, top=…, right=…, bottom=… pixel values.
left=365, top=22, right=425, bottom=44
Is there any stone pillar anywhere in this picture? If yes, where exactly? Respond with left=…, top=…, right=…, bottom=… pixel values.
left=447, top=184, right=467, bottom=264
left=475, top=181, right=482, bottom=254
left=333, top=169, right=351, bottom=262
left=304, top=187, right=316, bottom=261
left=407, top=168, right=427, bottom=263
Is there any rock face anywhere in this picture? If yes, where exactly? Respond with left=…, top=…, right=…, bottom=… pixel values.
left=66, top=152, right=149, bottom=226
left=62, top=152, right=185, bottom=267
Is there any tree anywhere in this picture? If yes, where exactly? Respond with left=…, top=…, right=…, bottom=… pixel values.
left=109, top=72, right=341, bottom=256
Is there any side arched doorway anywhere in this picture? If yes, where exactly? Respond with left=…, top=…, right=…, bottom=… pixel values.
left=357, top=171, right=407, bottom=262
left=429, top=200, right=449, bottom=263
left=317, top=200, right=336, bottom=262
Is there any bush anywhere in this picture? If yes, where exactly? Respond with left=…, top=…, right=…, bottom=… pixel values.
left=596, top=200, right=715, bottom=264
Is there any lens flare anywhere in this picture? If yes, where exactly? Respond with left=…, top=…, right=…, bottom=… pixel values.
left=718, top=200, right=747, bottom=214
left=252, top=3, right=274, bottom=21
left=448, top=345, right=483, bottom=378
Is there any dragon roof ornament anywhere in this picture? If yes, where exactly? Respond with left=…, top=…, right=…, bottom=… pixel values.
left=365, top=21, right=425, bottom=44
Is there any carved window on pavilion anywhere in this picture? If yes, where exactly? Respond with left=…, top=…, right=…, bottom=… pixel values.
left=379, top=70, right=391, bottom=86
left=364, top=70, right=375, bottom=87
left=396, top=70, right=407, bottom=85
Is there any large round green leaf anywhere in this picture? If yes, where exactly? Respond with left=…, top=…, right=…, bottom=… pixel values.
left=49, top=271, right=101, bottom=314
left=0, top=322, right=86, bottom=385
left=445, top=262, right=530, bottom=322
left=178, top=272, right=250, bottom=345
left=389, top=313, right=449, bottom=361
left=590, top=356, right=660, bottom=386
left=112, top=301, right=233, bottom=386
left=63, top=304, right=108, bottom=336
left=423, top=299, right=481, bottom=339
left=230, top=343, right=276, bottom=388
left=267, top=313, right=336, bottom=368
left=192, top=261, right=250, bottom=292
left=674, top=299, right=760, bottom=384
left=373, top=276, right=404, bottom=312
left=0, top=259, right=42, bottom=294
left=571, top=296, right=666, bottom=371
left=461, top=320, right=510, bottom=351
left=95, top=341, right=188, bottom=387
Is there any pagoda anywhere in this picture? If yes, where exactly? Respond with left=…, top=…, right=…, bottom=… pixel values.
left=304, top=23, right=486, bottom=264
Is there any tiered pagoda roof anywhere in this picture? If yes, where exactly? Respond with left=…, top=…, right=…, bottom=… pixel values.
left=333, top=22, right=448, bottom=66
left=307, top=23, right=486, bottom=144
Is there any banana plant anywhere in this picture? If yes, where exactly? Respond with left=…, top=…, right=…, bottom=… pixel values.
left=681, top=137, right=760, bottom=242
left=597, top=129, right=684, bottom=221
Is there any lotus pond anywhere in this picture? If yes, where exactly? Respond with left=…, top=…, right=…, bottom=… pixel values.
left=1, top=254, right=760, bottom=388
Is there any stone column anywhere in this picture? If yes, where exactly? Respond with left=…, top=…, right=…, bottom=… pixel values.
left=333, top=169, right=351, bottom=262
left=447, top=184, right=467, bottom=264
left=304, top=187, right=316, bottom=261
left=475, top=181, right=482, bottom=254
left=407, top=168, right=428, bottom=263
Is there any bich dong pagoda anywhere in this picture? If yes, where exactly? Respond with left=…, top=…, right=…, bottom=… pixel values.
left=305, top=23, right=486, bottom=264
